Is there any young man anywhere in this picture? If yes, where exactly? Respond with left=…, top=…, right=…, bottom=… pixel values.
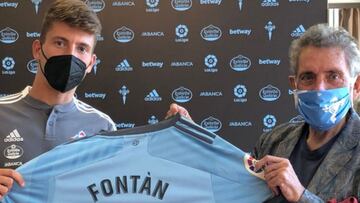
left=168, top=24, right=360, bottom=202
left=0, top=0, right=116, bottom=198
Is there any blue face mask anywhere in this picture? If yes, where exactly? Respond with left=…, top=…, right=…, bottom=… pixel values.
left=294, top=87, right=351, bottom=132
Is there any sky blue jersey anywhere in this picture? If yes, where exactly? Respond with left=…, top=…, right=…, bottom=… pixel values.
left=3, top=115, right=272, bottom=203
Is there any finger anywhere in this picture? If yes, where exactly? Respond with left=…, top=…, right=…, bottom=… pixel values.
left=0, top=184, right=9, bottom=197
left=0, top=169, right=24, bottom=187
left=165, top=103, right=179, bottom=119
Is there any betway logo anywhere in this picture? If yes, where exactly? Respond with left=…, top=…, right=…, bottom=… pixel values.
left=0, top=2, right=18, bottom=8
left=229, top=29, right=251, bottom=36
left=116, top=122, right=135, bottom=129
left=142, top=61, right=163, bottom=68
left=258, top=59, right=281, bottom=65
left=200, top=0, right=222, bottom=5
left=84, top=93, right=106, bottom=99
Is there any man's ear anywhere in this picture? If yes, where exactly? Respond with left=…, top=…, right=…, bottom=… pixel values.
left=85, top=54, right=96, bottom=74
left=32, top=39, right=42, bottom=60
left=289, top=75, right=296, bottom=90
left=353, top=76, right=360, bottom=101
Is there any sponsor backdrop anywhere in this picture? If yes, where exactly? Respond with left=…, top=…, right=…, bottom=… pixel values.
left=0, top=0, right=326, bottom=151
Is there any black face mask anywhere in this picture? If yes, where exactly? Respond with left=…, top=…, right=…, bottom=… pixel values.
left=40, top=47, right=88, bottom=93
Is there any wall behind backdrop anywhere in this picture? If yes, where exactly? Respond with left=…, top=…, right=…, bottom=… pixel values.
left=0, top=0, right=326, bottom=151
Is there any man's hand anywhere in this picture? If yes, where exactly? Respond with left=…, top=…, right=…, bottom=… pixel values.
left=165, top=103, right=192, bottom=120
left=255, top=155, right=305, bottom=202
left=0, top=169, right=24, bottom=198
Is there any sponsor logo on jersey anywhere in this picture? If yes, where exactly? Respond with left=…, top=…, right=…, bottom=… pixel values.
left=171, top=0, right=192, bottom=11
left=113, top=26, right=134, bottom=43
left=4, top=129, right=23, bottom=142
left=244, top=154, right=265, bottom=179
left=26, top=32, right=40, bottom=38
left=146, top=0, right=160, bottom=12
left=172, top=87, right=192, bottom=103
left=291, top=24, right=306, bottom=38
left=261, top=0, right=279, bottom=7
left=85, top=0, right=105, bottom=12
left=2, top=57, right=15, bottom=75
left=116, top=122, right=135, bottom=129
left=259, top=84, right=281, bottom=101
left=199, top=0, right=222, bottom=5
left=71, top=131, right=87, bottom=140
left=0, top=2, right=18, bottom=8
left=200, top=25, right=222, bottom=41
left=116, top=59, right=133, bottom=71
left=26, top=59, right=40, bottom=74
left=233, top=84, right=248, bottom=103
left=30, top=0, right=42, bottom=14
left=201, top=116, right=222, bottom=132
left=264, top=21, right=276, bottom=40
left=0, top=27, right=19, bottom=44
left=4, top=144, right=23, bottom=159
left=112, top=1, right=135, bottom=7
left=87, top=172, right=169, bottom=201
left=230, top=54, right=251, bottom=72
left=144, top=89, right=162, bottom=102
left=4, top=161, right=22, bottom=167
left=148, top=115, right=159, bottom=124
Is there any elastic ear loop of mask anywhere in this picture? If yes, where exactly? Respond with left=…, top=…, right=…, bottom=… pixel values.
left=38, top=44, right=48, bottom=76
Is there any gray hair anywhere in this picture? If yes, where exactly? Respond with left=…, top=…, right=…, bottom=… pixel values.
left=289, top=23, right=360, bottom=77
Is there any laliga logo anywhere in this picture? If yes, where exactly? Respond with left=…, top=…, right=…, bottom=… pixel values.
left=263, top=114, right=276, bottom=128
left=85, top=0, right=105, bottom=12
left=200, top=25, right=222, bottom=41
left=230, top=55, right=251, bottom=72
left=204, top=54, right=217, bottom=68
left=0, top=27, right=19, bottom=44
left=146, top=0, right=159, bottom=7
left=113, top=26, right=134, bottom=43
left=2, top=57, right=15, bottom=70
left=259, top=84, right=281, bottom=101
left=27, top=59, right=39, bottom=74
left=171, top=0, right=192, bottom=11
left=201, top=116, right=222, bottom=132
left=172, top=87, right=192, bottom=103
